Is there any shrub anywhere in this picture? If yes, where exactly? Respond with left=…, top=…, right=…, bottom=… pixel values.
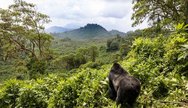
left=122, top=32, right=188, bottom=107
left=0, top=80, right=22, bottom=107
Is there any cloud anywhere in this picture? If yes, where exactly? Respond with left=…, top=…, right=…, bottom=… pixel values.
left=36, top=0, right=105, bottom=19
left=0, top=0, right=147, bottom=32
left=36, top=0, right=131, bottom=19
left=100, top=2, right=132, bottom=18
left=0, top=0, right=13, bottom=8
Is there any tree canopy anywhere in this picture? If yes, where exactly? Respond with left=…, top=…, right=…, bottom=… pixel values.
left=132, top=0, right=188, bottom=29
left=0, top=0, right=52, bottom=61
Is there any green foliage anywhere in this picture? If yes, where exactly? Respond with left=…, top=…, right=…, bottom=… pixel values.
left=26, top=58, right=47, bottom=79
left=50, top=69, right=107, bottom=108
left=0, top=80, right=22, bottom=107
left=110, top=41, right=119, bottom=51
left=0, top=75, right=60, bottom=108
left=0, top=0, right=52, bottom=60
left=175, top=23, right=188, bottom=33
left=88, top=46, right=99, bottom=62
left=60, top=37, right=72, bottom=42
left=122, top=31, right=188, bottom=107
left=106, top=35, right=124, bottom=51
left=152, top=81, right=169, bottom=99
left=52, top=46, right=99, bottom=70
left=132, top=0, right=188, bottom=29
left=0, top=66, right=115, bottom=108
left=17, top=86, right=48, bottom=108
left=0, top=0, right=53, bottom=80
left=178, top=44, right=188, bottom=63
left=81, top=61, right=102, bottom=69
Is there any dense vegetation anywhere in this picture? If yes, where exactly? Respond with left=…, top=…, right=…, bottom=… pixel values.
left=0, top=0, right=188, bottom=108
left=0, top=27, right=188, bottom=107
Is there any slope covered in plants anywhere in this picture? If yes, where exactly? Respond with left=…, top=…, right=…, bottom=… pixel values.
left=0, top=31, right=188, bottom=108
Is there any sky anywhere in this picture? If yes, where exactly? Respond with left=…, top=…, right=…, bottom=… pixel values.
left=0, top=0, right=148, bottom=32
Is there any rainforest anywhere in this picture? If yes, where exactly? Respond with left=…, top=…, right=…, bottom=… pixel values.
left=0, top=0, right=188, bottom=108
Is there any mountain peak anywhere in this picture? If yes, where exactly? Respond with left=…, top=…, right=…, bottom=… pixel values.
left=86, top=23, right=100, bottom=26
left=80, top=23, right=107, bottom=31
left=50, top=23, right=126, bottom=39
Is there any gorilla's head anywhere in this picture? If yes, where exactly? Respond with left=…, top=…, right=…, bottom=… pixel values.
left=110, top=63, right=128, bottom=75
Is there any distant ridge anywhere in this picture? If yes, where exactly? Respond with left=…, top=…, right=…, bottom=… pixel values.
left=45, top=26, right=72, bottom=33
left=109, top=30, right=126, bottom=36
left=49, top=24, right=126, bottom=39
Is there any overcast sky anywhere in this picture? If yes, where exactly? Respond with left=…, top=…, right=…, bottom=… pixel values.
left=0, top=0, right=148, bottom=32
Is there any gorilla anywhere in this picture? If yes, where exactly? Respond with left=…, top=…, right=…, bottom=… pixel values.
left=108, top=63, right=141, bottom=107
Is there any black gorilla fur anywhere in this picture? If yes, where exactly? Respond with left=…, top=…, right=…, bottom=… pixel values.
left=108, top=63, right=141, bottom=107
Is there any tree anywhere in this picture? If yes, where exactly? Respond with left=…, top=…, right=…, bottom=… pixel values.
left=106, top=35, right=125, bottom=52
left=110, top=41, right=119, bottom=51
left=0, top=0, right=53, bottom=78
left=88, top=46, right=99, bottom=62
left=120, top=44, right=129, bottom=57
left=132, top=0, right=188, bottom=29
left=77, top=48, right=89, bottom=61
left=0, top=0, right=52, bottom=61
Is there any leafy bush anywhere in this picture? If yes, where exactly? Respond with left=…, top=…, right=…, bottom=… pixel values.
left=16, top=85, right=48, bottom=108
left=121, top=32, right=188, bottom=107
left=0, top=80, right=22, bottom=107
left=48, top=67, right=111, bottom=108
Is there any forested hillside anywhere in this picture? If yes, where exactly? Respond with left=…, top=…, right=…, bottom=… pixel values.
left=0, top=0, right=188, bottom=108
left=50, top=24, right=126, bottom=39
